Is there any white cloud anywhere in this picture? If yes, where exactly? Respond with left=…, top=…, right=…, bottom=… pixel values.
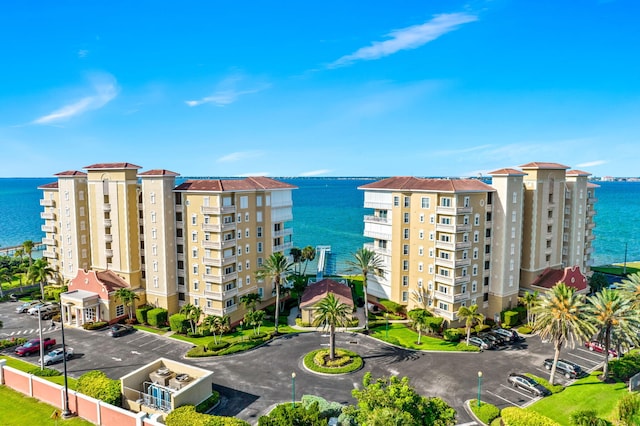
left=299, top=169, right=332, bottom=177
left=575, top=160, right=607, bottom=168
left=186, top=74, right=271, bottom=107
left=78, top=49, right=89, bottom=58
left=329, top=13, right=478, bottom=68
left=217, top=150, right=264, bottom=163
left=32, top=74, right=118, bottom=125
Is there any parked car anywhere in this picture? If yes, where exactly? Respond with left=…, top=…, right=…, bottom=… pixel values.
left=507, top=373, right=550, bottom=397
left=108, top=324, right=134, bottom=337
left=15, top=337, right=57, bottom=356
left=41, top=347, right=74, bottom=366
left=468, top=336, right=494, bottom=350
left=543, top=358, right=583, bottom=379
left=15, top=301, right=41, bottom=313
left=585, top=340, right=619, bottom=357
left=479, top=331, right=506, bottom=346
left=493, top=328, right=520, bottom=343
left=38, top=304, right=60, bottom=320
left=27, top=303, right=48, bottom=315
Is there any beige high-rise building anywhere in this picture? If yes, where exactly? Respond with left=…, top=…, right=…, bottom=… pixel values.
left=359, top=162, right=597, bottom=323
left=39, top=163, right=296, bottom=326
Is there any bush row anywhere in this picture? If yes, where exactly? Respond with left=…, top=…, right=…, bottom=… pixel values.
left=470, top=400, right=500, bottom=424
left=609, top=351, right=640, bottom=381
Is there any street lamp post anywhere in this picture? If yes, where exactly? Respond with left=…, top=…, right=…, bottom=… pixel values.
left=61, top=306, right=72, bottom=418
left=291, top=372, right=296, bottom=408
left=385, top=312, right=389, bottom=339
left=477, top=371, right=483, bottom=407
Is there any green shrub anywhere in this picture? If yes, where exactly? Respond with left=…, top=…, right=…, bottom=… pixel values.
left=617, top=392, right=640, bottom=425
left=301, top=395, right=343, bottom=419
left=514, top=305, right=527, bottom=322
left=208, top=341, right=230, bottom=351
left=147, top=307, right=168, bottom=327
left=303, top=349, right=363, bottom=374
left=136, top=305, right=153, bottom=324
left=503, top=310, right=520, bottom=327
left=500, top=406, right=561, bottom=426
left=28, top=367, right=61, bottom=377
left=379, top=299, right=405, bottom=315
left=166, top=405, right=250, bottom=426
left=347, top=318, right=359, bottom=327
left=443, top=328, right=462, bottom=342
left=250, top=332, right=268, bottom=340
left=77, top=370, right=121, bottom=406
left=425, top=316, right=444, bottom=333
left=475, top=324, right=491, bottom=333
left=524, top=373, right=564, bottom=394
left=470, top=400, right=500, bottom=424
left=518, top=325, right=533, bottom=334
left=610, top=352, right=640, bottom=381
left=295, top=318, right=311, bottom=327
left=82, top=321, right=108, bottom=330
left=455, top=342, right=481, bottom=352
left=187, top=331, right=203, bottom=338
left=570, top=409, right=609, bottom=426
left=258, top=402, right=327, bottom=425
left=169, top=313, right=190, bottom=333
left=195, top=391, right=220, bottom=413
left=0, top=337, right=27, bottom=349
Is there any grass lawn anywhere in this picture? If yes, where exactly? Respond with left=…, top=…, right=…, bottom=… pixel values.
left=0, top=356, right=78, bottom=390
left=0, top=385, right=93, bottom=426
left=368, top=323, right=478, bottom=352
left=171, top=320, right=301, bottom=347
left=134, top=324, right=169, bottom=335
left=529, top=371, right=627, bottom=424
left=591, top=262, right=640, bottom=276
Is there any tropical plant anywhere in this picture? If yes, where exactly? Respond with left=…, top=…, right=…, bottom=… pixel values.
left=180, top=303, right=202, bottom=334
left=240, top=292, right=262, bottom=313
left=22, top=240, right=34, bottom=270
left=245, top=309, right=266, bottom=336
left=289, top=247, right=303, bottom=274
left=0, top=267, right=16, bottom=298
left=408, top=309, right=432, bottom=345
left=346, top=248, right=384, bottom=330
left=301, top=246, right=316, bottom=276
left=291, top=274, right=308, bottom=306
left=255, top=252, right=293, bottom=334
left=27, top=258, right=54, bottom=300
left=586, top=288, right=640, bottom=380
left=312, top=293, right=351, bottom=360
left=207, top=315, right=230, bottom=344
left=588, top=272, right=609, bottom=295
left=520, top=290, right=539, bottom=325
left=618, top=272, right=640, bottom=307
left=532, top=282, right=595, bottom=384
left=457, top=304, right=485, bottom=346
left=113, top=287, right=140, bottom=321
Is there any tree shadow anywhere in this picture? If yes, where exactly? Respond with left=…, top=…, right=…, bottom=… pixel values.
left=209, top=384, right=260, bottom=418
left=360, top=344, right=421, bottom=363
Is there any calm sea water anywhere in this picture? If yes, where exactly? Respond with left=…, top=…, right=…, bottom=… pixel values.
left=1, top=178, right=638, bottom=271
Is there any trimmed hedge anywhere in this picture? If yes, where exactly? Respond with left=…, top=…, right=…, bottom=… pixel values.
left=295, top=318, right=311, bottom=327
left=208, top=341, right=231, bottom=351
left=518, top=325, right=533, bottom=334
left=609, top=351, right=640, bottom=381
left=303, top=348, right=363, bottom=374
left=166, top=405, right=250, bottom=426
left=500, top=407, right=561, bottom=426
left=136, top=305, right=153, bottom=324
left=195, top=391, right=221, bottom=413
left=169, top=313, right=190, bottom=333
left=147, top=307, right=168, bottom=327
left=301, top=395, right=343, bottom=419
left=28, top=367, right=61, bottom=377
left=379, top=299, right=405, bottom=315
left=82, top=321, right=108, bottom=330
left=77, top=370, right=121, bottom=406
left=503, top=310, right=520, bottom=327
left=443, top=328, right=462, bottom=342
left=0, top=337, right=27, bottom=349
left=470, top=400, right=500, bottom=424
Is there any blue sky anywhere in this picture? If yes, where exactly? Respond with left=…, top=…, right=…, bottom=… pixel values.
left=1, top=0, right=639, bottom=178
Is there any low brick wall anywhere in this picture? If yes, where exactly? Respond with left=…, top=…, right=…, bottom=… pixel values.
left=0, top=359, right=163, bottom=426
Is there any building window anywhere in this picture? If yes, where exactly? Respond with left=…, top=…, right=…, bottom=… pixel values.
left=441, top=198, right=451, bottom=207
left=402, top=276, right=409, bottom=286
left=438, top=302, right=448, bottom=311
left=153, top=276, right=159, bottom=288
left=152, top=228, right=157, bottom=239
left=79, top=190, right=84, bottom=201
left=194, top=298, right=199, bottom=306
left=257, top=211, right=263, bottom=222
left=153, top=261, right=158, bottom=272
left=429, top=265, right=434, bottom=274
left=193, top=265, right=198, bottom=274
left=419, top=230, right=424, bottom=239
left=403, top=212, right=410, bottom=223
left=257, top=242, right=263, bottom=252
left=246, top=260, right=250, bottom=270
left=192, top=248, right=198, bottom=258
left=418, top=246, right=424, bottom=256
left=429, top=232, right=434, bottom=241
left=116, top=305, right=125, bottom=317
left=511, top=227, right=516, bottom=238
left=246, top=245, right=250, bottom=254
left=393, top=196, right=399, bottom=207
left=258, top=288, right=264, bottom=298
left=257, top=257, right=263, bottom=267
left=150, top=192, right=156, bottom=204
left=419, top=214, right=424, bottom=223
left=257, top=195, right=262, bottom=207
left=257, top=227, right=263, bottom=237
left=421, top=197, right=430, bottom=209
left=237, top=247, right=242, bottom=256
left=192, top=232, right=197, bottom=242
left=402, top=291, right=408, bottom=302
left=472, top=282, right=477, bottom=292
left=429, top=214, right=435, bottom=224
left=512, top=211, right=517, bottom=222
left=225, top=299, right=235, bottom=308
left=403, top=229, right=409, bottom=239
left=191, top=215, right=197, bottom=225
left=474, top=231, right=479, bottom=243
left=238, top=264, right=243, bottom=272
left=246, top=276, right=251, bottom=285
left=512, top=191, right=517, bottom=203
left=418, top=262, right=424, bottom=272
left=464, top=196, right=470, bottom=207
left=472, top=265, right=478, bottom=275
left=151, top=211, right=156, bottom=223
left=245, top=212, right=250, bottom=222
left=194, top=280, right=199, bottom=291
left=428, top=248, right=434, bottom=257
left=237, top=214, right=242, bottom=223
left=474, top=214, right=480, bottom=226
left=403, top=260, right=409, bottom=271
left=403, top=245, right=409, bottom=255
left=240, top=196, right=249, bottom=209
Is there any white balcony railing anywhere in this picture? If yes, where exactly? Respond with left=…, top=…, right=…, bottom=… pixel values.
left=41, top=224, right=56, bottom=233
left=40, top=199, right=55, bottom=207
left=43, top=251, right=58, bottom=259
left=105, top=234, right=113, bottom=243
left=201, top=205, right=236, bottom=215
left=42, top=238, right=57, bottom=246
left=103, top=204, right=111, bottom=212
left=40, top=212, right=55, bottom=220
left=363, top=215, right=391, bottom=225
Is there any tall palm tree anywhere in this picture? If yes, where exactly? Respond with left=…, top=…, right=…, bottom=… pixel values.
left=618, top=272, right=640, bottom=307
left=519, top=290, right=540, bottom=325
left=255, top=252, right=293, bottom=334
left=114, top=288, right=140, bottom=321
left=586, top=288, right=640, bottom=380
left=289, top=247, right=302, bottom=274
left=22, top=240, right=34, bottom=270
left=180, top=303, right=202, bottom=334
left=240, top=292, right=262, bottom=313
left=0, top=267, right=14, bottom=298
left=533, top=282, right=595, bottom=384
left=301, top=245, right=316, bottom=276
left=312, top=293, right=351, bottom=360
left=408, top=309, right=431, bottom=345
left=346, top=248, right=384, bottom=331
left=12, top=249, right=26, bottom=291
left=27, top=258, right=54, bottom=300
left=203, top=315, right=229, bottom=344
left=457, top=304, right=485, bottom=346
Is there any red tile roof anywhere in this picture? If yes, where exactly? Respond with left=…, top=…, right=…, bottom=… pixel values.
left=300, top=279, right=354, bottom=309
left=358, top=176, right=494, bottom=192
left=488, top=168, right=527, bottom=176
left=139, top=169, right=180, bottom=177
left=530, top=266, right=588, bottom=292
left=174, top=176, right=296, bottom=192
left=84, top=162, right=142, bottom=170
left=566, top=170, right=591, bottom=176
left=38, top=182, right=59, bottom=189
left=519, top=162, right=570, bottom=170
left=96, top=270, right=131, bottom=293
left=54, top=170, right=87, bottom=177
left=587, top=182, right=600, bottom=188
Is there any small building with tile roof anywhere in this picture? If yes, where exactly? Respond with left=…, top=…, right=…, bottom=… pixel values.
left=299, top=278, right=354, bottom=325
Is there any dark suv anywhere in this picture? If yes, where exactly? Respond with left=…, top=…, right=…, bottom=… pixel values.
left=543, top=358, right=583, bottom=379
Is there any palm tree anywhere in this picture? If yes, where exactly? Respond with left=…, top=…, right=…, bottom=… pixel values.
left=27, top=258, right=54, bottom=300
left=346, top=248, right=384, bottom=331
left=533, top=282, right=595, bottom=384
left=457, top=304, right=485, bottom=346
left=408, top=309, right=431, bottom=345
left=180, top=303, right=202, bottom=334
left=240, top=292, right=262, bottom=313
left=519, top=290, right=539, bottom=325
left=312, top=293, right=351, bottom=360
left=0, top=267, right=16, bottom=298
left=291, top=274, right=308, bottom=306
left=244, top=309, right=266, bottom=336
left=301, top=245, right=316, bottom=276
left=255, top=252, right=293, bottom=334
left=12, top=249, right=26, bottom=291
left=586, top=288, right=640, bottom=380
left=289, top=247, right=302, bottom=274
left=22, top=240, right=34, bottom=270
left=203, top=315, right=229, bottom=344
left=618, top=272, right=640, bottom=307
left=114, top=288, right=140, bottom=321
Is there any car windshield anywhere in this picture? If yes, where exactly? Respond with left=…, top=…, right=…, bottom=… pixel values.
left=24, top=342, right=36, bottom=348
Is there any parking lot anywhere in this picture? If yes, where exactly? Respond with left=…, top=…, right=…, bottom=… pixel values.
left=0, top=300, right=609, bottom=425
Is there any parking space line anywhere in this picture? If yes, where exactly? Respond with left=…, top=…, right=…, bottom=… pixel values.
left=499, top=383, right=537, bottom=400
left=566, top=352, right=602, bottom=365
left=138, top=337, right=160, bottom=347
left=485, top=389, right=525, bottom=408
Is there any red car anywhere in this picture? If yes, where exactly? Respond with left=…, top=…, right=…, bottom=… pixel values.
left=15, top=337, right=56, bottom=356
left=585, top=340, right=619, bottom=357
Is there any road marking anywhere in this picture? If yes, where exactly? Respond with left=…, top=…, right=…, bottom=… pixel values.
left=388, top=368, right=399, bottom=376
left=485, top=389, right=525, bottom=408
left=566, top=352, right=601, bottom=365
left=131, top=350, right=141, bottom=355
left=111, top=357, right=122, bottom=362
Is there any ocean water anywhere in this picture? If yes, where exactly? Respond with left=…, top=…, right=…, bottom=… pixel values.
left=1, top=177, right=638, bottom=270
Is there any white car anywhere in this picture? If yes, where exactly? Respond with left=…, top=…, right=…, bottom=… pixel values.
left=40, top=347, right=74, bottom=366
left=27, top=303, right=48, bottom=315
left=16, top=301, right=40, bottom=313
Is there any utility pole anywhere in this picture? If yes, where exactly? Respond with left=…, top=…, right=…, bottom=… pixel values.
left=38, top=305, right=44, bottom=370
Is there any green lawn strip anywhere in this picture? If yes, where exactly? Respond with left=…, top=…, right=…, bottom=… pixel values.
left=0, top=356, right=78, bottom=390
left=591, top=264, right=640, bottom=276
left=368, top=323, right=479, bottom=351
left=134, top=324, right=167, bottom=335
left=0, top=385, right=93, bottom=426
left=528, top=371, right=627, bottom=424
left=170, top=321, right=299, bottom=347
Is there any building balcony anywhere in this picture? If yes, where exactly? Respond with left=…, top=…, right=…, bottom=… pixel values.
left=454, top=292, right=470, bottom=302
left=436, top=206, right=473, bottom=215
left=175, top=220, right=183, bottom=228
left=204, top=289, right=223, bottom=301
left=457, top=258, right=471, bottom=267
left=175, top=236, right=184, bottom=245
left=105, top=234, right=113, bottom=243
left=202, top=256, right=235, bottom=267
left=174, top=204, right=183, bottom=213
left=224, top=287, right=238, bottom=298
left=202, top=222, right=236, bottom=233
left=105, top=249, right=113, bottom=257
left=588, top=197, right=598, bottom=203
left=204, top=307, right=224, bottom=316
left=43, top=250, right=57, bottom=259
left=273, top=242, right=293, bottom=253
left=273, top=228, right=293, bottom=238
left=455, top=275, right=471, bottom=285
left=363, top=242, right=391, bottom=256
left=587, top=209, right=596, bottom=217
left=363, top=229, right=392, bottom=240
left=363, top=200, right=392, bottom=209
left=103, top=204, right=111, bottom=212
left=204, top=272, right=237, bottom=284
left=201, top=205, right=236, bottom=215
left=587, top=222, right=595, bottom=229
left=485, top=204, right=492, bottom=212
left=435, top=275, right=454, bottom=285
left=40, top=212, right=56, bottom=220
left=223, top=304, right=238, bottom=315
left=433, top=308, right=457, bottom=321
left=42, top=238, right=57, bottom=246
left=203, top=240, right=236, bottom=250
left=364, top=215, right=391, bottom=225
left=41, top=224, right=56, bottom=233
left=177, top=269, right=185, bottom=277
left=177, top=253, right=185, bottom=262
left=435, top=223, right=454, bottom=233
left=435, top=258, right=454, bottom=268
left=104, top=219, right=112, bottom=227
left=40, top=199, right=55, bottom=207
